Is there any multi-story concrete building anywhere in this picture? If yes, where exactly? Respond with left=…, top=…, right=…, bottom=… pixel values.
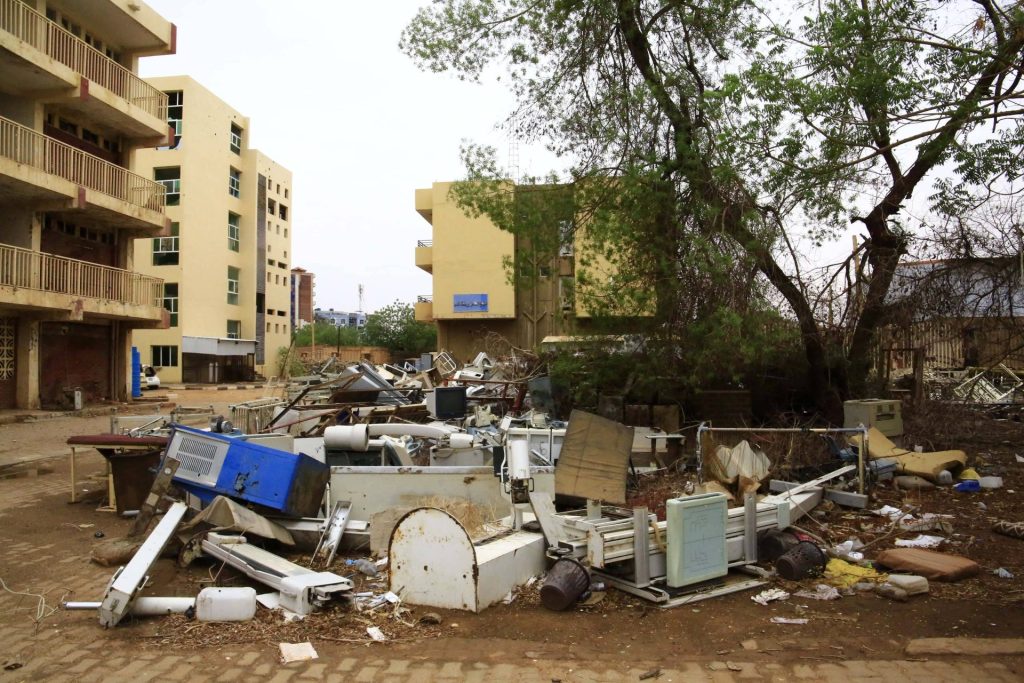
left=314, top=308, right=366, bottom=329
left=133, top=76, right=292, bottom=383
left=0, top=0, right=175, bottom=409
left=290, top=267, right=314, bottom=329
left=415, top=181, right=622, bottom=361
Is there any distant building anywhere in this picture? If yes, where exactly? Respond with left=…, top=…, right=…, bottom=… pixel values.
left=133, top=76, right=293, bottom=383
left=315, top=308, right=366, bottom=328
left=414, top=181, right=646, bottom=360
left=0, top=0, right=175, bottom=408
left=291, top=267, right=315, bottom=329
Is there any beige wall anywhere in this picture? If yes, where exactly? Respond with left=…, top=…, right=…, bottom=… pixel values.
left=132, top=76, right=293, bottom=382
left=423, top=182, right=516, bottom=320
left=250, top=149, right=294, bottom=369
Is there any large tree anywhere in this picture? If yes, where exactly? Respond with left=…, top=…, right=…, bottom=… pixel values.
left=402, top=0, right=1024, bottom=418
left=363, top=301, right=438, bottom=357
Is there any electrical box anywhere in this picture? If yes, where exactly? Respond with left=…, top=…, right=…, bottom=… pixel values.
left=843, top=399, right=903, bottom=438
left=665, top=492, right=728, bottom=588
left=166, top=425, right=329, bottom=517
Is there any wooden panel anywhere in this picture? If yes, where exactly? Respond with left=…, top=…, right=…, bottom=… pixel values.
left=555, top=409, right=634, bottom=504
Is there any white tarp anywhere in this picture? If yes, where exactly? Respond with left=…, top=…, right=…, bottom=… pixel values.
left=713, top=440, right=771, bottom=484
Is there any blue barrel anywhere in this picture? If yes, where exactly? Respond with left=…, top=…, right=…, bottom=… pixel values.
left=131, top=346, right=142, bottom=398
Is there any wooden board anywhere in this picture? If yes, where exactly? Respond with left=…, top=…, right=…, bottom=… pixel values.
left=555, top=410, right=634, bottom=505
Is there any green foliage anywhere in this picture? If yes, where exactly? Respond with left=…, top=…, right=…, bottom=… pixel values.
left=363, top=301, right=437, bottom=356
left=403, top=0, right=1024, bottom=413
left=275, top=346, right=305, bottom=380
left=292, top=322, right=361, bottom=348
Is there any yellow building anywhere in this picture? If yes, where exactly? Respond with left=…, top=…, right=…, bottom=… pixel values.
left=0, top=0, right=175, bottom=409
left=414, top=181, right=627, bottom=361
left=132, top=76, right=293, bottom=384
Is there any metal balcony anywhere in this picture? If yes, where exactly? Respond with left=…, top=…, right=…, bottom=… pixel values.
left=0, top=115, right=166, bottom=214
left=0, top=0, right=168, bottom=119
left=0, top=242, right=165, bottom=321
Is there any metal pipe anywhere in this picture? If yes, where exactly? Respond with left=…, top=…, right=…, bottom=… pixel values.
left=64, top=597, right=194, bottom=615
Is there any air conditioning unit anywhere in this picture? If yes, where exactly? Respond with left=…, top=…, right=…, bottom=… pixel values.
left=843, top=399, right=903, bottom=438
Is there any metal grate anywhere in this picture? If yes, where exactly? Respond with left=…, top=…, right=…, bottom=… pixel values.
left=175, top=435, right=219, bottom=477
left=0, top=317, right=13, bottom=380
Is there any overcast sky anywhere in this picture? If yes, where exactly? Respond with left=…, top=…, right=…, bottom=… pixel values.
left=139, top=0, right=535, bottom=314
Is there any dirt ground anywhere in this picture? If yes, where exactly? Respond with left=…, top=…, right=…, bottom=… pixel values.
left=1, top=392, right=1023, bottom=675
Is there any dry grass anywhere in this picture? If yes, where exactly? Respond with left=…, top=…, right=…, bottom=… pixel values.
left=414, top=496, right=500, bottom=540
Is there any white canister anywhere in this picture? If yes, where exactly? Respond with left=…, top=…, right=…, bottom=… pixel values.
left=195, top=587, right=257, bottom=622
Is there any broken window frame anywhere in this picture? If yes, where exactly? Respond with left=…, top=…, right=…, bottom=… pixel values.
left=227, top=212, right=240, bottom=252
left=162, top=282, right=179, bottom=327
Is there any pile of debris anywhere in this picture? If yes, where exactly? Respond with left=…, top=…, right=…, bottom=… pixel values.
left=59, top=380, right=1020, bottom=647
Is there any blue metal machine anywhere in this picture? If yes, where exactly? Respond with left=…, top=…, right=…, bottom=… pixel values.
left=165, top=425, right=328, bottom=517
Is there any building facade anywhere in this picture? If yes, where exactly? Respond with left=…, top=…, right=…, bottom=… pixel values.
left=314, top=308, right=366, bottom=328
left=290, top=267, right=314, bottom=329
left=414, top=181, right=622, bottom=361
left=132, top=76, right=292, bottom=384
left=0, top=0, right=175, bottom=409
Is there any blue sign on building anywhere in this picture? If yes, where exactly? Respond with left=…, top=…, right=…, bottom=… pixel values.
left=453, top=293, right=488, bottom=313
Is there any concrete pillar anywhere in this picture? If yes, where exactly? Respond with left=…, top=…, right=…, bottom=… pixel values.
left=15, top=317, right=40, bottom=409
left=112, top=322, right=130, bottom=402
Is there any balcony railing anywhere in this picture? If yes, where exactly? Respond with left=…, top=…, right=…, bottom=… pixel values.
left=417, top=239, right=433, bottom=247
left=0, top=115, right=166, bottom=211
left=0, top=0, right=168, bottom=120
left=417, top=294, right=433, bottom=303
left=0, top=242, right=163, bottom=308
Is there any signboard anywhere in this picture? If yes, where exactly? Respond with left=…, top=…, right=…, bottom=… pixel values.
left=453, top=293, right=488, bottom=313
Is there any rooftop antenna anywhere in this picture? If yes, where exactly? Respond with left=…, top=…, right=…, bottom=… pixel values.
left=507, top=114, right=520, bottom=183
left=358, top=284, right=365, bottom=314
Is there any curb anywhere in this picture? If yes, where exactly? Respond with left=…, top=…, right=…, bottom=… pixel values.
left=0, top=402, right=165, bottom=427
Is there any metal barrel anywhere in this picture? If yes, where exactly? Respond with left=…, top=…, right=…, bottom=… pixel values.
left=540, top=558, right=590, bottom=611
left=757, top=530, right=800, bottom=562
left=775, top=541, right=827, bottom=580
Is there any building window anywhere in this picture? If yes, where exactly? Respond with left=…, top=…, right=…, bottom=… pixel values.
left=162, top=283, right=179, bottom=327
left=279, top=204, right=288, bottom=221
left=167, top=90, right=183, bottom=147
left=274, top=274, right=280, bottom=285
left=230, top=123, right=242, bottom=154
left=268, top=198, right=276, bottom=214
left=267, top=272, right=271, bottom=282
left=155, top=167, right=180, bottom=205
left=229, top=167, right=241, bottom=198
left=267, top=177, right=272, bottom=190
left=152, top=222, right=179, bottom=266
left=227, top=266, right=239, bottom=305
left=227, top=320, right=241, bottom=339
left=284, top=188, right=289, bottom=199
left=152, top=345, right=178, bottom=367
left=559, top=219, right=575, bottom=257
left=58, top=117, right=78, bottom=135
left=284, top=228, right=288, bottom=238
left=228, top=212, right=240, bottom=251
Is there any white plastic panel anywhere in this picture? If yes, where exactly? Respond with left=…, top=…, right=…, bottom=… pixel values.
left=665, top=493, right=728, bottom=588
